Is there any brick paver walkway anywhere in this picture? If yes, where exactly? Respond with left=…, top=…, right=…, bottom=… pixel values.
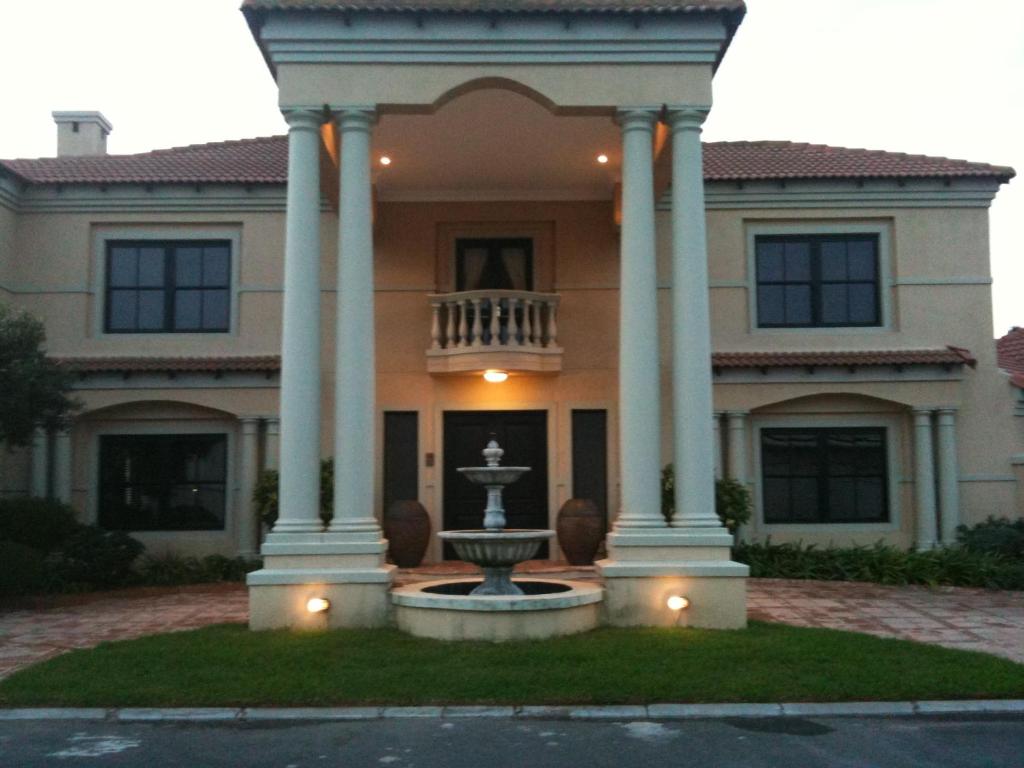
left=0, top=575, right=1021, bottom=680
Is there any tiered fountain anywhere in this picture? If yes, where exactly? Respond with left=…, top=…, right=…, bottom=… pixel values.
left=391, top=440, right=603, bottom=641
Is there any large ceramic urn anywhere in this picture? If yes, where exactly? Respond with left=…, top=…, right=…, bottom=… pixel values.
left=556, top=498, right=605, bottom=565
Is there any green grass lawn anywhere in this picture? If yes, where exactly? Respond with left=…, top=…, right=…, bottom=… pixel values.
left=2, top=621, right=1022, bottom=707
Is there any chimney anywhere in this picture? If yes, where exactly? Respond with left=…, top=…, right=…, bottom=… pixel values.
left=52, top=111, right=112, bottom=157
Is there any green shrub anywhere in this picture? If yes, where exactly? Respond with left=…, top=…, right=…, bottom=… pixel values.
left=0, top=541, right=49, bottom=596
left=51, top=527, right=145, bottom=590
left=734, top=540, right=1024, bottom=590
left=661, top=465, right=752, bottom=534
left=0, top=497, right=81, bottom=553
left=956, top=516, right=1024, bottom=558
left=133, top=552, right=261, bottom=586
left=253, top=459, right=334, bottom=529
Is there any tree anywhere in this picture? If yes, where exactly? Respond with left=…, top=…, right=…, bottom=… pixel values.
left=0, top=304, right=79, bottom=447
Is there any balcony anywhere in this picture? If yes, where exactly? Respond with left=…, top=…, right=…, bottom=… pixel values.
left=426, top=290, right=563, bottom=375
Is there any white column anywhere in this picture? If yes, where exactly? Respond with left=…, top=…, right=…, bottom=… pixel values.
left=936, top=408, right=961, bottom=545
left=727, top=411, right=749, bottom=486
left=913, top=408, right=938, bottom=550
left=329, top=107, right=381, bottom=536
left=263, top=417, right=280, bottom=472
left=271, top=109, right=323, bottom=535
left=30, top=427, right=48, bottom=498
left=237, top=417, right=261, bottom=556
left=712, top=412, right=723, bottom=480
left=52, top=428, right=72, bottom=505
left=614, top=108, right=665, bottom=530
left=668, top=105, right=722, bottom=529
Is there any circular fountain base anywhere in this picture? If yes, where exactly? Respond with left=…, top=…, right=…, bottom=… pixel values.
left=391, top=578, right=603, bottom=642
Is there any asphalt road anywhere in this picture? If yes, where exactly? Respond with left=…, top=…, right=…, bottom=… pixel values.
left=3, top=715, right=1023, bottom=767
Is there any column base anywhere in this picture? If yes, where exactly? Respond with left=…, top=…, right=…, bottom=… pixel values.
left=597, top=528, right=748, bottom=629
left=247, top=531, right=394, bottom=629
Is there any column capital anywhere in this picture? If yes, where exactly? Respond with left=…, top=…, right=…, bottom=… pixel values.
left=282, top=108, right=323, bottom=133
left=726, top=410, right=749, bottom=421
left=665, top=106, right=710, bottom=132
left=240, top=416, right=261, bottom=434
left=912, top=407, right=935, bottom=422
left=615, top=108, right=660, bottom=132
left=331, top=106, right=378, bottom=132
left=936, top=406, right=959, bottom=417
left=264, top=417, right=280, bottom=435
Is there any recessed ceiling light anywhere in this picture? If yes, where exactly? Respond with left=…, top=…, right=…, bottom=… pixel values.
left=380, top=156, right=392, bottom=166
left=597, top=154, right=609, bottom=164
left=483, top=369, right=509, bottom=383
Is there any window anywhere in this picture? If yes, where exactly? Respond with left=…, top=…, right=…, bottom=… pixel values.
left=105, top=241, right=230, bottom=332
left=455, top=238, right=533, bottom=292
left=755, top=234, right=880, bottom=328
left=761, top=427, right=888, bottom=524
left=98, top=434, right=227, bottom=531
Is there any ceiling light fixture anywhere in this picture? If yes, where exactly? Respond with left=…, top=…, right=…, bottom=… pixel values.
left=380, top=156, right=392, bottom=166
left=597, top=154, right=609, bottom=164
left=483, top=369, right=509, bottom=383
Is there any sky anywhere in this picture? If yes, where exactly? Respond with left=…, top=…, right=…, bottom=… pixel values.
left=2, top=0, right=1021, bottom=335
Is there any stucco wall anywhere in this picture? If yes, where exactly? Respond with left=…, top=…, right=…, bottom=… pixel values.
left=2, top=181, right=1022, bottom=556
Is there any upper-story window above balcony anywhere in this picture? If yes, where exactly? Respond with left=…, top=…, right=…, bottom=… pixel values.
left=105, top=240, right=231, bottom=333
left=456, top=238, right=533, bottom=292
left=755, top=234, right=881, bottom=329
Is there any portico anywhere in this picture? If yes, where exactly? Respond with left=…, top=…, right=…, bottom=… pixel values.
left=244, top=0, right=748, bottom=631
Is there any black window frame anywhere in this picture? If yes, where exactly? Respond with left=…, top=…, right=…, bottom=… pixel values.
left=760, top=426, right=890, bottom=525
left=754, top=233, right=882, bottom=329
left=454, top=237, right=534, bottom=292
left=98, top=433, right=229, bottom=532
left=104, top=239, right=232, bottom=333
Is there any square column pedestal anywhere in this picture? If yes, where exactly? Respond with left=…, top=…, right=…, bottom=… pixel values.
left=248, top=534, right=395, bottom=630
left=596, top=530, right=749, bottom=629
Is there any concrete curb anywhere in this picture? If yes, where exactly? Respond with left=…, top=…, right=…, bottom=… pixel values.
left=2, top=701, right=1023, bottom=722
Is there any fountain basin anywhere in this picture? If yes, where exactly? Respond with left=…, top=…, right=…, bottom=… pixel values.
left=392, top=578, right=603, bottom=641
left=457, top=466, right=531, bottom=486
left=438, top=529, right=554, bottom=567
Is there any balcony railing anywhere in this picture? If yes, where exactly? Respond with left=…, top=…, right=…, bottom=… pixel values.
left=426, top=290, right=563, bottom=374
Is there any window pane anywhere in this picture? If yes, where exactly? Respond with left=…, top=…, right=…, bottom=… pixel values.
left=756, top=241, right=784, bottom=281
left=175, top=247, right=202, bottom=287
left=784, top=285, right=812, bottom=325
left=109, top=247, right=138, bottom=287
left=757, top=285, right=785, bottom=325
left=821, top=284, right=848, bottom=324
left=762, top=478, right=790, bottom=523
left=202, top=289, right=229, bottom=330
left=828, top=478, right=856, bottom=520
left=855, top=478, right=886, bottom=520
left=791, top=478, right=819, bottom=521
left=820, top=241, right=848, bottom=281
left=848, top=283, right=878, bottom=324
left=137, top=290, right=165, bottom=330
left=783, top=242, right=811, bottom=281
left=847, top=240, right=877, bottom=280
left=174, top=290, right=201, bottom=330
left=107, top=290, right=137, bottom=330
left=202, top=246, right=230, bottom=286
left=138, top=248, right=165, bottom=287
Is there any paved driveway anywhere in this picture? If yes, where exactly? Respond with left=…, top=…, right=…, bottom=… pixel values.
left=0, top=577, right=1021, bottom=679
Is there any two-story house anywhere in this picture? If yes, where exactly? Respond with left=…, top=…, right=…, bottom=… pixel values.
left=0, top=0, right=1020, bottom=629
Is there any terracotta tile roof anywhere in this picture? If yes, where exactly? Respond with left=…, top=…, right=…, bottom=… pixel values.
left=52, top=349, right=973, bottom=376
left=55, top=356, right=281, bottom=374
left=241, top=0, right=745, bottom=13
left=703, top=141, right=1015, bottom=183
left=997, top=327, right=1024, bottom=388
left=711, top=347, right=976, bottom=371
left=0, top=136, right=288, bottom=186
left=2, top=136, right=1013, bottom=187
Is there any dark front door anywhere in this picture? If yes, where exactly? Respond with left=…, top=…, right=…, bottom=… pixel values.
left=442, top=410, right=549, bottom=560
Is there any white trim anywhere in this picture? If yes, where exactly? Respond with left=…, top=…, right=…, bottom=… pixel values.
left=16, top=184, right=290, bottom=213
left=957, top=474, right=1017, bottom=483
left=744, top=221, right=894, bottom=335
left=749, top=412, right=904, bottom=536
left=892, top=277, right=993, bottom=286
left=86, top=418, right=238, bottom=547
left=693, top=178, right=1003, bottom=210
left=376, top=188, right=614, bottom=203
left=69, top=372, right=278, bottom=391
left=90, top=225, right=243, bottom=340
left=259, top=13, right=729, bottom=66
left=712, top=365, right=964, bottom=385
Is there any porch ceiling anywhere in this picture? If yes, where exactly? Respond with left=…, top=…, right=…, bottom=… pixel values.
left=371, top=89, right=621, bottom=200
